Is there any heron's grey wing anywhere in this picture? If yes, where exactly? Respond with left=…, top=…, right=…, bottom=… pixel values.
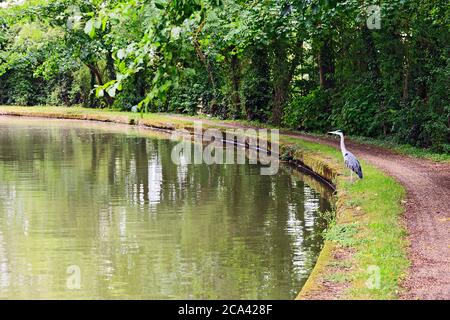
left=344, top=152, right=363, bottom=179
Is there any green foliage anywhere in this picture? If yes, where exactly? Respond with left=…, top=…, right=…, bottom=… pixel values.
left=283, top=88, right=331, bottom=131
left=331, top=83, right=381, bottom=137
left=0, top=0, right=448, bottom=152
left=241, top=47, right=271, bottom=122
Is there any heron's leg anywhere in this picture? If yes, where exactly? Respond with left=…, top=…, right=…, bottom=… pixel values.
left=350, top=170, right=353, bottom=182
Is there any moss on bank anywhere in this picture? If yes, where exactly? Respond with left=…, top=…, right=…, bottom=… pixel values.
left=0, top=106, right=409, bottom=300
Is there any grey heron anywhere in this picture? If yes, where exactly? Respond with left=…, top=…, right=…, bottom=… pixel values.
left=328, top=130, right=363, bottom=181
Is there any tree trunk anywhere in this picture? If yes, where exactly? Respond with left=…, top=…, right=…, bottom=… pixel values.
left=193, top=20, right=216, bottom=94
left=318, top=38, right=335, bottom=90
left=87, top=63, right=114, bottom=107
left=88, top=68, right=97, bottom=108
left=229, top=52, right=241, bottom=117
left=271, top=86, right=286, bottom=125
left=362, top=26, right=385, bottom=134
left=270, top=40, right=302, bottom=125
left=106, top=51, right=116, bottom=81
left=402, top=59, right=409, bottom=101
left=243, top=47, right=270, bottom=122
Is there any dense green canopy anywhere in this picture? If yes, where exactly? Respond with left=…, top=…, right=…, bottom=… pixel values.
left=0, top=0, right=449, bottom=151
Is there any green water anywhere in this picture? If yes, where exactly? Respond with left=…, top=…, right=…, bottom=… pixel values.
left=0, top=117, right=331, bottom=299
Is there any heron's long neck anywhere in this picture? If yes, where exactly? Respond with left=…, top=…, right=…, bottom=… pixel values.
left=339, top=134, right=347, bottom=157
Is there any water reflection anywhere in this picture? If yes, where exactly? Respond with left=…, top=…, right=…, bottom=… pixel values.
left=0, top=117, right=331, bottom=299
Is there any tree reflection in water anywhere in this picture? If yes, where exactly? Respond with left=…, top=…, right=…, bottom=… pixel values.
left=0, top=118, right=331, bottom=299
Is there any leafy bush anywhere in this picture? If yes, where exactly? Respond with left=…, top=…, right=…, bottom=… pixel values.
left=241, top=47, right=271, bottom=122
left=331, top=83, right=381, bottom=137
left=169, top=76, right=212, bottom=115
left=282, top=88, right=331, bottom=131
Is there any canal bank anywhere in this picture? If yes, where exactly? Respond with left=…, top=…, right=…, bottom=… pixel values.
left=0, top=106, right=409, bottom=299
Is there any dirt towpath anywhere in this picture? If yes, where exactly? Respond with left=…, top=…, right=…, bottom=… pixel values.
left=171, top=116, right=450, bottom=299
left=285, top=133, right=450, bottom=300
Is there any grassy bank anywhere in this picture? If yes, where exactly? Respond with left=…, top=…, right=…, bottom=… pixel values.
left=0, top=105, right=409, bottom=299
